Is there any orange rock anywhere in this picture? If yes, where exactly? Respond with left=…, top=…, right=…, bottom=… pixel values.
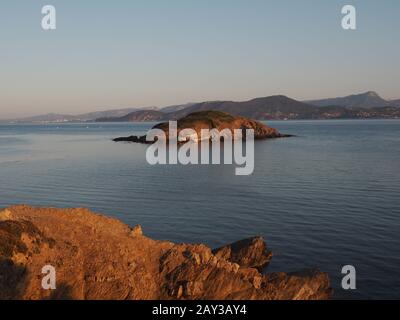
left=0, top=206, right=332, bottom=300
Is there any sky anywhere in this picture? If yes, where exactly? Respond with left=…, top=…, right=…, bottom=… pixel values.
left=0, top=0, right=399, bottom=118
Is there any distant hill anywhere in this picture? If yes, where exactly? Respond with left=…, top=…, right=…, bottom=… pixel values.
left=73, top=107, right=159, bottom=121
left=96, top=95, right=400, bottom=122
left=14, top=113, right=78, bottom=123
left=8, top=107, right=159, bottom=123
left=97, top=110, right=164, bottom=122
left=96, top=96, right=321, bottom=122
left=160, top=103, right=196, bottom=113
left=307, top=91, right=392, bottom=108
left=167, top=95, right=318, bottom=120
left=389, top=99, right=400, bottom=107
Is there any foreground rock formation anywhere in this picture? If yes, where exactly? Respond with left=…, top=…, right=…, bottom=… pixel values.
left=113, top=111, right=291, bottom=143
left=0, top=206, right=332, bottom=300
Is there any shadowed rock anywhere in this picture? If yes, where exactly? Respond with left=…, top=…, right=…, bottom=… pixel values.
left=212, top=237, right=273, bottom=272
left=113, top=135, right=151, bottom=143
left=0, top=206, right=332, bottom=300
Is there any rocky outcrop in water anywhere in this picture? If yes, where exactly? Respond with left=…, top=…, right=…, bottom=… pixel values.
left=0, top=206, right=332, bottom=300
left=113, top=111, right=291, bottom=143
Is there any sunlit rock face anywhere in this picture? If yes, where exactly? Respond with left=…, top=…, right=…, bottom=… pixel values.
left=0, top=206, right=332, bottom=300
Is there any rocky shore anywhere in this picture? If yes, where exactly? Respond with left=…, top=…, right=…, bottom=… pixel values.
left=0, top=206, right=332, bottom=300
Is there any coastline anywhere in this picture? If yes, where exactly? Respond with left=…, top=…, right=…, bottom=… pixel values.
left=0, top=205, right=332, bottom=300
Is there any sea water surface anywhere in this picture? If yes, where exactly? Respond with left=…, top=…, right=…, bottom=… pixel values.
left=0, top=120, right=399, bottom=299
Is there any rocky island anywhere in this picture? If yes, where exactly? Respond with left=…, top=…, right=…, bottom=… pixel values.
left=113, top=110, right=291, bottom=143
left=0, top=206, right=332, bottom=300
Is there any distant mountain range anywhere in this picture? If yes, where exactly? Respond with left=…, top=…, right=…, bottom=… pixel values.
left=4, top=107, right=159, bottom=123
left=4, top=91, right=400, bottom=123
left=306, top=91, right=399, bottom=108
left=98, top=93, right=400, bottom=122
left=96, top=110, right=165, bottom=122
left=388, top=99, right=400, bottom=107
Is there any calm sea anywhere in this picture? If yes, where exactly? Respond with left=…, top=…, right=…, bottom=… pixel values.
left=0, top=120, right=399, bottom=299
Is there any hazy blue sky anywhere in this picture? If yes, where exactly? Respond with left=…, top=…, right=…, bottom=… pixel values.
left=1, top=0, right=399, bottom=118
